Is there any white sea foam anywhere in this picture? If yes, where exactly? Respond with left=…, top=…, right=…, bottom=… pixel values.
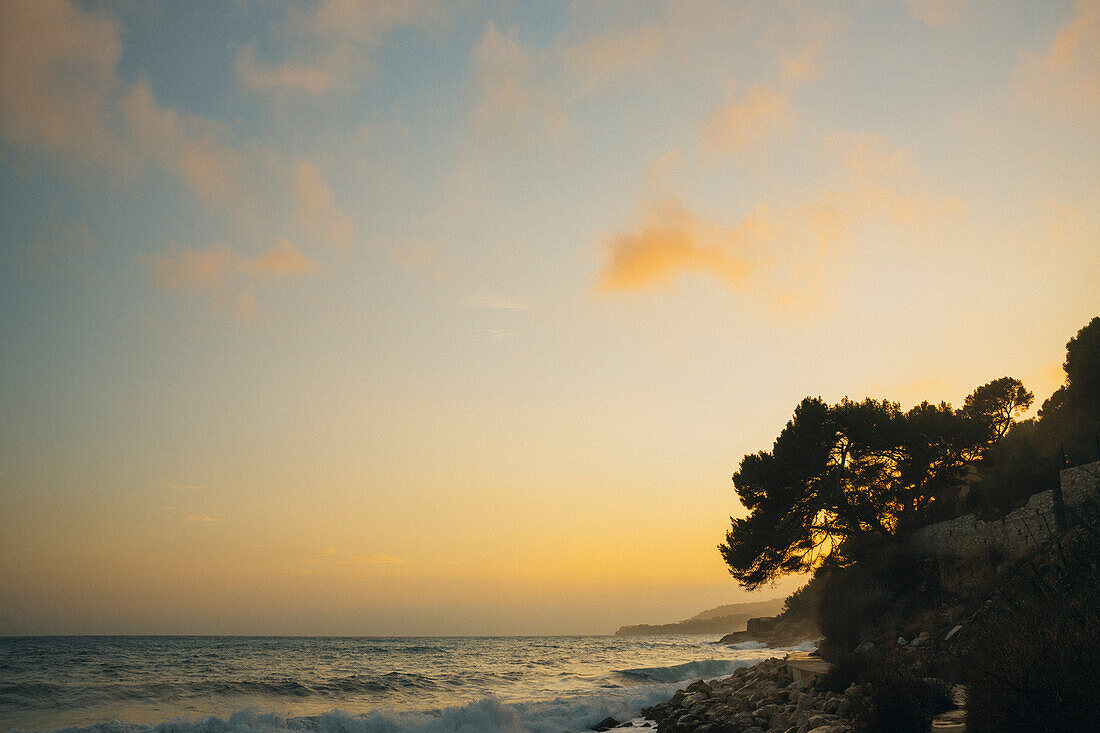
left=26, top=690, right=673, bottom=733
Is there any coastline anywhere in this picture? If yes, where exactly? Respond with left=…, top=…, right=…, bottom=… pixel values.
left=608, top=650, right=858, bottom=733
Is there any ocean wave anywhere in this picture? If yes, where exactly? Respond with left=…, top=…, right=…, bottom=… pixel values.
left=12, top=693, right=673, bottom=733
left=0, top=674, right=454, bottom=707
left=611, top=658, right=756, bottom=684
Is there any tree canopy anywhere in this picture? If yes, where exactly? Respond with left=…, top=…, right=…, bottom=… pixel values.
left=719, top=385, right=1019, bottom=590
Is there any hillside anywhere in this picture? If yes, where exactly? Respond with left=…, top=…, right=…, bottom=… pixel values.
left=614, top=597, right=785, bottom=636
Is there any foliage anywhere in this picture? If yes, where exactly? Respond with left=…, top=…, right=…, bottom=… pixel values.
left=719, top=394, right=996, bottom=589
left=831, top=653, right=952, bottom=733
left=779, top=574, right=824, bottom=622
left=966, top=317, right=1100, bottom=515
left=962, top=505, right=1100, bottom=731
left=814, top=540, right=941, bottom=660
left=962, top=376, right=1033, bottom=441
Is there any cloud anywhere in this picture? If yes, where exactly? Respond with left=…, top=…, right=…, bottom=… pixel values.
left=597, top=135, right=964, bottom=309
left=466, top=295, right=527, bottom=310
left=122, top=79, right=276, bottom=227
left=0, top=0, right=124, bottom=166
left=906, top=0, right=967, bottom=26
left=701, top=84, right=793, bottom=156
left=562, top=25, right=663, bottom=93
left=184, top=514, right=220, bottom=523
left=470, top=23, right=570, bottom=147
left=1011, top=0, right=1100, bottom=114
left=234, top=44, right=344, bottom=98
left=150, top=239, right=316, bottom=295
left=169, top=484, right=205, bottom=491
left=235, top=0, right=449, bottom=100
left=249, top=238, right=317, bottom=278
left=0, top=1, right=347, bottom=276
left=151, top=245, right=237, bottom=291
left=596, top=199, right=754, bottom=292
left=295, top=161, right=354, bottom=251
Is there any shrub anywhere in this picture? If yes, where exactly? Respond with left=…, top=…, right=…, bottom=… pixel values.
left=826, top=652, right=951, bottom=733
left=963, top=518, right=1100, bottom=731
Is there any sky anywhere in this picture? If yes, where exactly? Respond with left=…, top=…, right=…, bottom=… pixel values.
left=0, top=0, right=1097, bottom=636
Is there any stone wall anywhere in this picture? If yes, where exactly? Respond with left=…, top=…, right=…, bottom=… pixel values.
left=1062, top=460, right=1100, bottom=505
left=908, top=460, right=1100, bottom=561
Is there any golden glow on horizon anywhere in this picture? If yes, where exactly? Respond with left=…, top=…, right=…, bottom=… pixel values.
left=0, top=0, right=1097, bottom=635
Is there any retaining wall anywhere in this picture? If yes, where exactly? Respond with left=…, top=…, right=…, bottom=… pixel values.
left=907, top=460, right=1100, bottom=560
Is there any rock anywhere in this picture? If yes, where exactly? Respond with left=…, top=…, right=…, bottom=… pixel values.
left=896, top=636, right=908, bottom=646
left=686, top=679, right=713, bottom=693
left=910, top=631, right=931, bottom=647
left=592, top=717, right=620, bottom=731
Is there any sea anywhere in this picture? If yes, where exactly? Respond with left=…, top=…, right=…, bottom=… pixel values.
left=0, top=636, right=813, bottom=733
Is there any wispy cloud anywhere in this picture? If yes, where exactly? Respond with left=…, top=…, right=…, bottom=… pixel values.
left=701, top=84, right=794, bottom=157
left=0, top=0, right=350, bottom=324
left=295, top=161, right=354, bottom=251
left=0, top=0, right=125, bottom=167
left=150, top=240, right=315, bottom=292
left=1011, top=0, right=1100, bottom=115
left=470, top=23, right=570, bottom=147
left=149, top=239, right=316, bottom=320
left=235, top=0, right=450, bottom=100
left=185, top=514, right=220, bottom=523
left=597, top=134, right=964, bottom=311
left=466, top=295, right=527, bottom=310
left=562, top=24, right=663, bottom=93
left=169, top=484, right=205, bottom=491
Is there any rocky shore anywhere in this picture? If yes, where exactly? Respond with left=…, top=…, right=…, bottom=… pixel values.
left=593, top=656, right=858, bottom=732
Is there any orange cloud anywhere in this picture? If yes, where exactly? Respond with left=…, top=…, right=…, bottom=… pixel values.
left=598, top=135, right=964, bottom=308
left=151, top=240, right=315, bottom=292
left=1011, top=0, right=1100, bottom=114
left=596, top=200, right=754, bottom=292
left=249, top=238, right=317, bottom=277
left=701, top=84, right=793, bottom=156
left=0, top=0, right=124, bottom=165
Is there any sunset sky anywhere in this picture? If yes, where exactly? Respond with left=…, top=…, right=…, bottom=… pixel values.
left=1, top=0, right=1097, bottom=635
